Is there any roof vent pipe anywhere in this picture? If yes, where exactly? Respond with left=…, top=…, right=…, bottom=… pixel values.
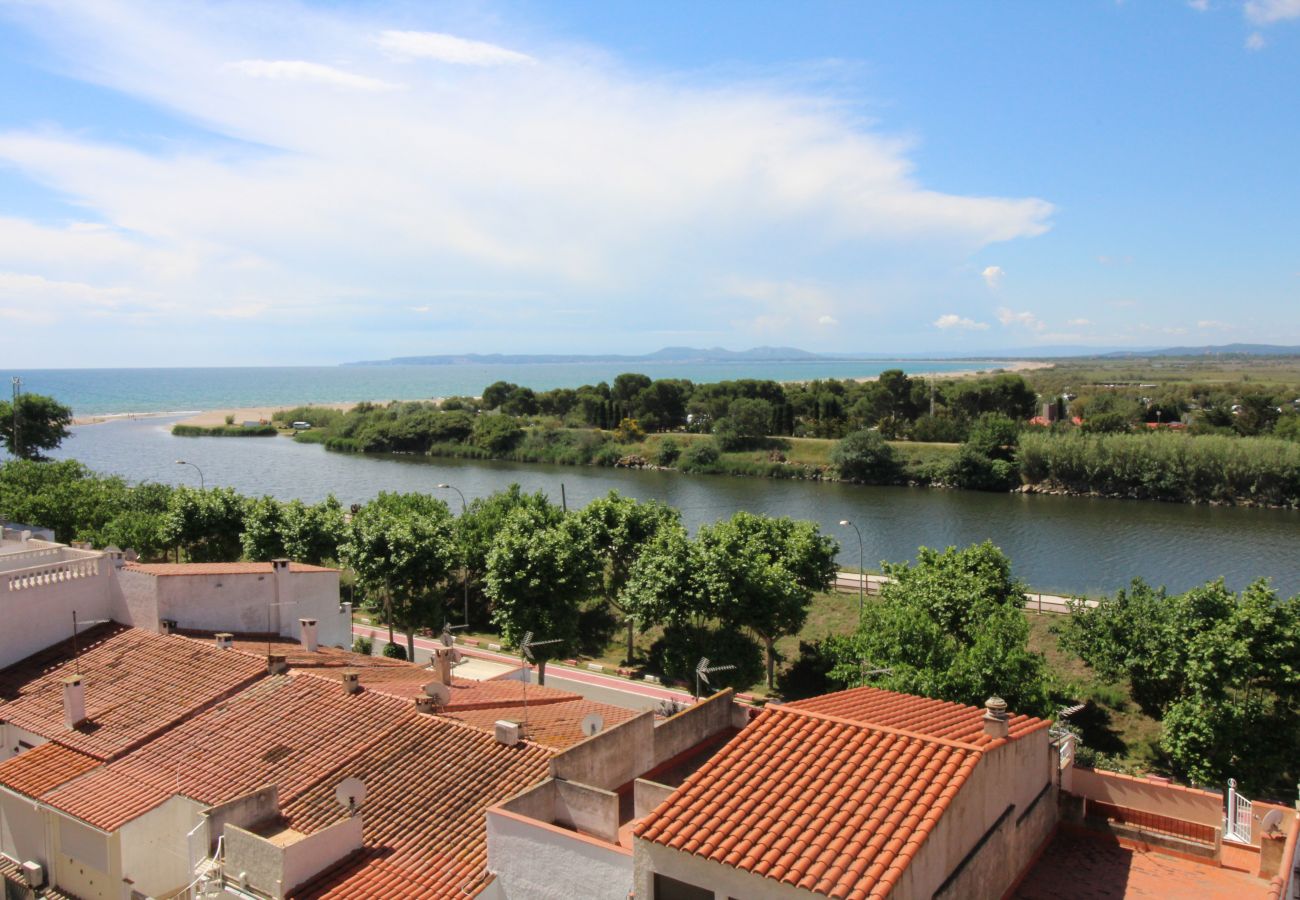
left=63, top=675, right=86, bottom=729
left=414, top=696, right=436, bottom=714
left=341, top=669, right=361, bottom=694
left=299, top=618, right=318, bottom=654
left=215, top=633, right=233, bottom=650
left=983, top=696, right=1009, bottom=739
left=268, top=654, right=288, bottom=675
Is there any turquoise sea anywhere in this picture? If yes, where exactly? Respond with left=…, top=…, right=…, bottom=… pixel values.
left=12, top=360, right=998, bottom=417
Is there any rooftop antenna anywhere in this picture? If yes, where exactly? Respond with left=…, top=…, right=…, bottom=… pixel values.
left=858, top=659, right=893, bottom=686
left=519, top=631, right=561, bottom=737
left=334, top=777, right=367, bottom=818
left=71, top=610, right=113, bottom=677
left=694, top=656, right=736, bottom=700
left=441, top=620, right=468, bottom=648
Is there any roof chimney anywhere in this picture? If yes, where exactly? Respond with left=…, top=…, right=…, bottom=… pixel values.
left=299, top=618, right=318, bottom=653
left=271, top=559, right=291, bottom=636
left=414, top=696, right=436, bottom=714
left=62, top=675, right=86, bottom=729
left=215, top=632, right=233, bottom=650
left=159, top=618, right=177, bottom=635
left=432, top=647, right=453, bottom=685
left=983, top=696, right=1009, bottom=740
left=340, top=669, right=361, bottom=694
left=268, top=654, right=288, bottom=675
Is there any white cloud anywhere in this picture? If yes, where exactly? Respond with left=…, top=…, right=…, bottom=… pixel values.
left=1198, top=319, right=1232, bottom=329
left=1187, top=0, right=1210, bottom=10
left=227, top=59, right=399, bottom=91
left=981, top=265, right=1005, bottom=289
left=934, top=313, right=989, bottom=330
left=996, top=307, right=1045, bottom=331
left=0, top=1, right=1053, bottom=360
left=376, top=30, right=534, bottom=66
left=1245, top=31, right=1268, bottom=49
left=1245, top=0, right=1300, bottom=24
left=1067, top=318, right=1091, bottom=327
left=817, top=314, right=838, bottom=326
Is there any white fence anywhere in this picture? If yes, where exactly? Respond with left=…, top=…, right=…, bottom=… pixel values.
left=5, top=557, right=101, bottom=592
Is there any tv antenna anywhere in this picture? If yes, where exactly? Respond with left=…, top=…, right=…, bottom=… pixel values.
left=441, top=621, right=468, bottom=648
left=334, top=777, right=367, bottom=817
left=695, top=656, right=736, bottom=699
left=580, top=713, right=605, bottom=737
left=519, top=631, right=561, bottom=737
left=71, top=611, right=113, bottom=676
left=858, top=659, right=893, bottom=686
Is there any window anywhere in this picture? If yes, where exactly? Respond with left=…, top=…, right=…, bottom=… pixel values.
left=653, top=873, right=713, bottom=900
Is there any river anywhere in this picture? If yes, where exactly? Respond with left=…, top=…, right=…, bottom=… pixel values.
left=46, top=416, right=1300, bottom=597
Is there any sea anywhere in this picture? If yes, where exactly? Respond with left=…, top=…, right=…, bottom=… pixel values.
left=11, top=361, right=998, bottom=418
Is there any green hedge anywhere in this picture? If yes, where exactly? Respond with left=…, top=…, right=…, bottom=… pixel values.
left=172, top=424, right=278, bottom=437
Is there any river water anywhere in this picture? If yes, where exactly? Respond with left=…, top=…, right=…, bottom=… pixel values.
left=49, top=417, right=1300, bottom=598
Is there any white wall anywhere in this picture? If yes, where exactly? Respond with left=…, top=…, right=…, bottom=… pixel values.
left=0, top=559, right=112, bottom=670
left=0, top=788, right=47, bottom=869
left=119, top=794, right=205, bottom=899
left=1, top=725, right=48, bottom=763
left=487, top=809, right=633, bottom=900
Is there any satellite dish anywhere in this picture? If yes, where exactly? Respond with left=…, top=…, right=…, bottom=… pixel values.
left=422, top=681, right=451, bottom=706
left=1261, top=808, right=1284, bottom=834
left=581, top=713, right=605, bottom=737
left=334, top=777, right=367, bottom=814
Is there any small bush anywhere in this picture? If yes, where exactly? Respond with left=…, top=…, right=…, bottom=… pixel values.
left=224, top=414, right=235, bottom=426
left=655, top=437, right=682, bottom=466
left=831, top=429, right=899, bottom=484
left=352, top=636, right=373, bottom=656
left=680, top=440, right=721, bottom=471
left=382, top=641, right=407, bottom=660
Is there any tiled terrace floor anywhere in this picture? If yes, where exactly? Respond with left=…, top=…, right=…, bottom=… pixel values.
left=1016, top=830, right=1268, bottom=900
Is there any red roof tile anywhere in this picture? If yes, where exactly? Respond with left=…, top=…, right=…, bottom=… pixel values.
left=125, top=562, right=336, bottom=576
left=0, top=624, right=267, bottom=760
left=443, top=698, right=640, bottom=750
left=785, top=685, right=1049, bottom=748
left=284, top=713, right=552, bottom=900
left=179, top=631, right=412, bottom=670
left=635, top=687, right=1048, bottom=900
left=0, top=743, right=99, bottom=798
left=42, top=674, right=411, bottom=830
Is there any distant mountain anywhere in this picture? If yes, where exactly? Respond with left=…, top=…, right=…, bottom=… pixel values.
left=345, top=346, right=829, bottom=366
left=1098, top=343, right=1300, bottom=358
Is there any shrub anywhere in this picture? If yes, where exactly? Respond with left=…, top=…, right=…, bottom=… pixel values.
left=471, top=415, right=524, bottom=453
left=655, top=437, right=682, bottom=466
left=224, top=414, right=235, bottom=426
left=831, top=429, right=899, bottom=483
left=352, top=636, right=373, bottom=656
left=382, top=641, right=407, bottom=660
left=947, top=446, right=1019, bottom=491
left=680, top=439, right=721, bottom=471
left=613, top=417, right=646, bottom=443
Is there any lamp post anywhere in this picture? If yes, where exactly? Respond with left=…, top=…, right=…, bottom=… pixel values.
left=175, top=459, right=205, bottom=490
left=839, top=519, right=865, bottom=618
left=437, top=483, right=470, bottom=626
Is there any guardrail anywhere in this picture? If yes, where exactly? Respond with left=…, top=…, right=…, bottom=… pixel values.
left=5, top=557, right=101, bottom=592
left=1086, top=799, right=1218, bottom=845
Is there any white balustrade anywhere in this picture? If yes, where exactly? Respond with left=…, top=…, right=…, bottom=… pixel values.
left=5, top=557, right=101, bottom=591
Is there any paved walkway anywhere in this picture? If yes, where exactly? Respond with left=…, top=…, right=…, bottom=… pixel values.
left=834, top=570, right=1093, bottom=614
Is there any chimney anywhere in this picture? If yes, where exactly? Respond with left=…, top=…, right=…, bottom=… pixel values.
left=159, top=618, right=178, bottom=635
left=494, top=720, right=521, bottom=746
left=63, top=675, right=86, bottom=728
left=414, top=696, right=436, bottom=714
left=299, top=618, right=319, bottom=653
left=271, top=559, right=291, bottom=637
left=340, top=669, right=361, bottom=694
left=268, top=654, right=288, bottom=675
left=432, top=648, right=453, bottom=685
left=983, top=696, right=1009, bottom=740
left=215, top=632, right=233, bottom=650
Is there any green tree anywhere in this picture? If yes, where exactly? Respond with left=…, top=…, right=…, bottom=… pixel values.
left=241, top=496, right=287, bottom=560
left=280, top=495, right=345, bottom=564
left=485, top=505, right=597, bottom=684
left=694, top=512, right=838, bottom=688
left=455, top=486, right=557, bottom=621
left=339, top=492, right=457, bottom=661
left=471, top=414, right=524, bottom=453
left=966, top=413, right=1021, bottom=461
left=0, top=393, right=72, bottom=460
left=612, top=373, right=652, bottom=403
left=574, top=491, right=682, bottom=663
left=161, top=487, right=247, bottom=562
left=1060, top=578, right=1300, bottom=792
left=831, top=429, right=898, bottom=483
left=826, top=542, right=1054, bottom=716
left=713, top=398, right=774, bottom=451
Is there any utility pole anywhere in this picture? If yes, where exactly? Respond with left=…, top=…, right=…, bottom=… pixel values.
left=10, top=377, right=21, bottom=459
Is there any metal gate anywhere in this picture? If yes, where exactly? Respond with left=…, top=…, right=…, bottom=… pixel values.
left=1225, top=778, right=1253, bottom=844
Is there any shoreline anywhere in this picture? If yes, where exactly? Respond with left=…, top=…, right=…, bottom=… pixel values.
left=71, top=360, right=1054, bottom=426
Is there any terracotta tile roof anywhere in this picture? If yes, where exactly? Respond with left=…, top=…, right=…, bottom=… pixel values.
left=0, top=624, right=267, bottom=760
left=0, top=858, right=77, bottom=900
left=179, top=631, right=412, bottom=670
left=785, top=685, right=1049, bottom=748
left=0, top=742, right=99, bottom=798
left=124, top=561, right=336, bottom=576
left=443, top=697, right=640, bottom=750
left=41, top=674, right=411, bottom=831
left=306, top=667, right=580, bottom=709
left=635, top=687, right=1049, bottom=900
left=284, top=713, right=552, bottom=900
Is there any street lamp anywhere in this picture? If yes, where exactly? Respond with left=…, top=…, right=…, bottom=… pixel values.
left=437, top=483, right=471, bottom=626
left=839, top=519, right=865, bottom=618
left=175, top=459, right=205, bottom=490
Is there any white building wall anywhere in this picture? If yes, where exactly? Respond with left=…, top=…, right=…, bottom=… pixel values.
left=119, top=795, right=206, bottom=899
left=0, top=559, right=112, bottom=671
left=487, top=809, right=633, bottom=900
left=0, top=788, right=47, bottom=868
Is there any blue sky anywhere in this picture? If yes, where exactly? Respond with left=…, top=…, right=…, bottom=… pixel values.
left=0, top=0, right=1297, bottom=366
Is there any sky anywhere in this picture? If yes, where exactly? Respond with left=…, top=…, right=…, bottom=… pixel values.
left=0, top=0, right=1297, bottom=367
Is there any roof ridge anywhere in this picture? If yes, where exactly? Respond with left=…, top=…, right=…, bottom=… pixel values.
left=769, top=702, right=994, bottom=753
